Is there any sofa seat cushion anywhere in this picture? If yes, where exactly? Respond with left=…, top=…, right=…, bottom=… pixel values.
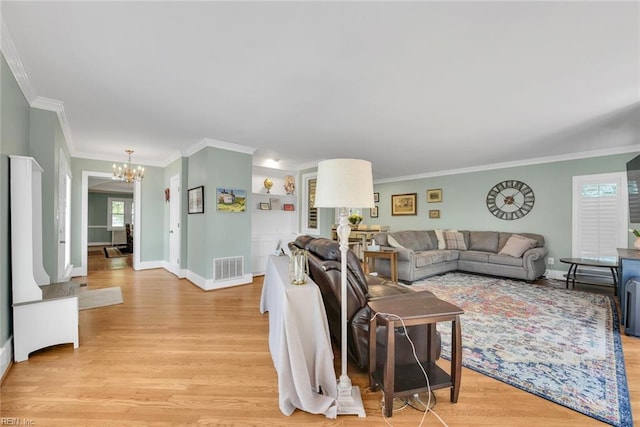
left=415, top=250, right=459, bottom=268
left=488, top=253, right=524, bottom=267
left=458, top=250, right=490, bottom=263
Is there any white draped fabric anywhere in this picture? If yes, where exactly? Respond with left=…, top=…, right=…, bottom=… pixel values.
left=260, top=255, right=338, bottom=418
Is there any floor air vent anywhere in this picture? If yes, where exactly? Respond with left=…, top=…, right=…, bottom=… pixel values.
left=213, top=256, right=244, bottom=282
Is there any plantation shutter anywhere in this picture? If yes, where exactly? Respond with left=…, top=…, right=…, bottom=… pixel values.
left=573, top=173, right=627, bottom=261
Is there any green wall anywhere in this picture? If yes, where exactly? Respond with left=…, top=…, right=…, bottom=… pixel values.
left=0, top=53, right=31, bottom=347
left=187, top=147, right=252, bottom=279
left=88, top=192, right=133, bottom=243
left=369, top=153, right=638, bottom=272
left=29, top=108, right=71, bottom=281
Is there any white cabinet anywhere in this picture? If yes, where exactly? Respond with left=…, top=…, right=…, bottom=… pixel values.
left=251, top=167, right=299, bottom=275
left=10, top=156, right=79, bottom=362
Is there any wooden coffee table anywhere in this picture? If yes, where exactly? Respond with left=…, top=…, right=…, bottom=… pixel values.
left=368, top=292, right=464, bottom=417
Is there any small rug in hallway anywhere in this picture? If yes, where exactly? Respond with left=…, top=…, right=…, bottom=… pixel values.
left=103, top=247, right=127, bottom=258
left=408, top=272, right=632, bottom=427
left=79, top=287, right=123, bottom=310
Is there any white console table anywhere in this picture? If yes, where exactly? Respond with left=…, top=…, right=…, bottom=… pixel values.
left=260, top=255, right=337, bottom=418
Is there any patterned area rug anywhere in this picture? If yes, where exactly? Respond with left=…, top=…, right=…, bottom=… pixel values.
left=408, top=272, right=632, bottom=427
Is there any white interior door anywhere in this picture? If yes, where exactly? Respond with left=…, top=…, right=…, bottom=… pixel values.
left=169, top=174, right=181, bottom=276
left=57, top=152, right=72, bottom=281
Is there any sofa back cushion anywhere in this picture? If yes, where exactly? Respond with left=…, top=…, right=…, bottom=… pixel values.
left=296, top=236, right=369, bottom=309
left=468, top=231, right=500, bottom=253
left=385, top=230, right=436, bottom=251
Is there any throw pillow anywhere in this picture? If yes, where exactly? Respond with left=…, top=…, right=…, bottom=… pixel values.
left=498, top=234, right=538, bottom=257
left=434, top=229, right=446, bottom=249
left=387, top=235, right=404, bottom=249
left=435, top=229, right=458, bottom=249
left=444, top=231, right=467, bottom=250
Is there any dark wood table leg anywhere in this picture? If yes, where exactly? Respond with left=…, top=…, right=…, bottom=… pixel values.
left=368, top=316, right=378, bottom=391
left=383, top=318, right=395, bottom=417
left=451, top=315, right=462, bottom=402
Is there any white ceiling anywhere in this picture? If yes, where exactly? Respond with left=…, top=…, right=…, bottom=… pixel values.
left=2, top=1, right=639, bottom=180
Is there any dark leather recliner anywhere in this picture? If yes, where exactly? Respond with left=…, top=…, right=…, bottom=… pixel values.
left=290, top=236, right=441, bottom=370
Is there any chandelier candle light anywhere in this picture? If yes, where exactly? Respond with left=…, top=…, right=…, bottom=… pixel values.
left=314, top=158, right=374, bottom=418
left=113, top=149, right=145, bottom=183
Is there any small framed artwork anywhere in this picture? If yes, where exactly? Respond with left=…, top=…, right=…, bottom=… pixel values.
left=427, top=188, right=443, bottom=203
left=391, top=193, right=417, bottom=216
left=373, top=192, right=380, bottom=203
left=283, top=203, right=295, bottom=211
left=429, top=209, right=440, bottom=219
left=370, top=206, right=378, bottom=218
left=216, top=188, right=247, bottom=212
left=188, top=186, right=204, bottom=214
left=259, top=202, right=271, bottom=210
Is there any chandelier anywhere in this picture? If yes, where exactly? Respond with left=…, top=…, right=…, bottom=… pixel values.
left=112, top=149, right=144, bottom=183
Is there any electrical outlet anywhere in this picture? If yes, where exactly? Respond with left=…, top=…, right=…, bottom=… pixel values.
left=548, top=257, right=554, bottom=265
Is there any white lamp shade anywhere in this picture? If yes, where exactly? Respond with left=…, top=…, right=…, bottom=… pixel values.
left=314, top=159, right=375, bottom=208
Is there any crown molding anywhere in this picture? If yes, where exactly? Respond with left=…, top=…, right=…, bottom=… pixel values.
left=184, top=137, right=257, bottom=158
left=373, top=145, right=640, bottom=184
left=1, top=17, right=36, bottom=103
left=1, top=20, right=77, bottom=155
left=31, top=96, right=76, bottom=154
left=71, top=150, right=168, bottom=168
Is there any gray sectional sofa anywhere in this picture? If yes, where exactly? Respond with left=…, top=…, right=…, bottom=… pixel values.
left=371, top=229, right=548, bottom=283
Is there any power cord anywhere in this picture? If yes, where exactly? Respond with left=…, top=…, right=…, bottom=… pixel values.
left=372, top=312, right=449, bottom=427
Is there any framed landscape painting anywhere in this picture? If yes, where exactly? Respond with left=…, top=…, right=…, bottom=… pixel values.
left=216, top=188, right=246, bottom=212
left=391, top=193, right=417, bottom=216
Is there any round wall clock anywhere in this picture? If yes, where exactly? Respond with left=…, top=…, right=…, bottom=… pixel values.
left=486, top=180, right=535, bottom=220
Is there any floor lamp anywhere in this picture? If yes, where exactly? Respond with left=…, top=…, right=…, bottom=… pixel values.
left=315, top=158, right=374, bottom=417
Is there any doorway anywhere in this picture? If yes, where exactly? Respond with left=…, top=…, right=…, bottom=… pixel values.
left=80, top=171, right=141, bottom=276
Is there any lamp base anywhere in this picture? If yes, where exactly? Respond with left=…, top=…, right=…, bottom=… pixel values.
left=336, top=375, right=366, bottom=417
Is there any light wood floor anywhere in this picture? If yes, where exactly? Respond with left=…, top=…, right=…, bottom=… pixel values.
left=1, top=253, right=638, bottom=426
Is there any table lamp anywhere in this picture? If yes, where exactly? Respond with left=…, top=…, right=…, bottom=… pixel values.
left=314, top=158, right=374, bottom=417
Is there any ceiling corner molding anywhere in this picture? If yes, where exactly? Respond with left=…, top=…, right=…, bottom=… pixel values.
left=373, top=145, right=640, bottom=185
left=1, top=17, right=36, bottom=103
left=185, top=137, right=257, bottom=158
left=160, top=150, right=184, bottom=167
left=31, top=96, right=76, bottom=155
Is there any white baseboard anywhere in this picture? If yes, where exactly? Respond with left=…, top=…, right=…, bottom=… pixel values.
left=71, top=265, right=86, bottom=278
left=136, top=260, right=164, bottom=271
left=162, top=261, right=186, bottom=279
left=186, top=270, right=252, bottom=291
left=545, top=269, right=565, bottom=281
left=1, top=336, right=13, bottom=379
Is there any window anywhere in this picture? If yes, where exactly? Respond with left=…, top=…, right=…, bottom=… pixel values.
left=572, top=172, right=628, bottom=261
left=107, top=197, right=133, bottom=230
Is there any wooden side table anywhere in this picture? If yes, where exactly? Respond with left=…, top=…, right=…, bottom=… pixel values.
left=368, top=292, right=464, bottom=417
left=363, top=249, right=398, bottom=283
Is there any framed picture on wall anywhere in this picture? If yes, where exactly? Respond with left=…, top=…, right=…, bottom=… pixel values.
left=216, top=188, right=246, bottom=212
left=391, top=193, right=417, bottom=216
left=427, top=189, right=443, bottom=203
left=370, top=206, right=378, bottom=218
left=373, top=192, right=380, bottom=203
left=429, top=209, right=440, bottom=219
left=188, top=186, right=204, bottom=214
